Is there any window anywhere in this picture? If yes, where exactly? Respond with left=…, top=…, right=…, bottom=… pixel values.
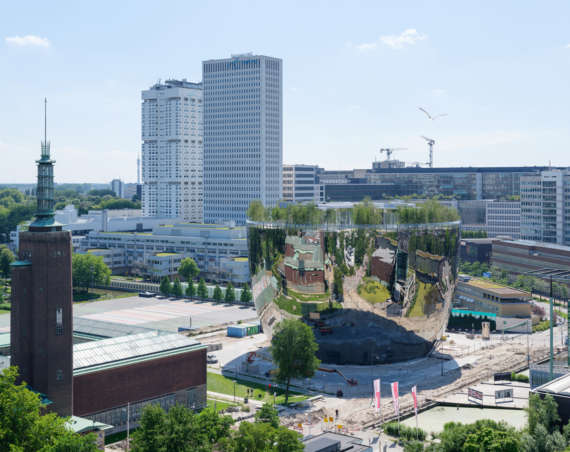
left=56, top=308, right=63, bottom=336
left=56, top=369, right=63, bottom=381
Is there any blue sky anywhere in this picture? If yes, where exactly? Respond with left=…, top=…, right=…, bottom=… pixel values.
left=1, top=1, right=569, bottom=183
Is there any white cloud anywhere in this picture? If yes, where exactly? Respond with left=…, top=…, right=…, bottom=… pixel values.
left=356, top=41, right=378, bottom=52
left=380, top=29, right=426, bottom=49
left=5, top=35, right=50, bottom=48
left=353, top=29, right=426, bottom=53
left=566, top=43, right=570, bottom=48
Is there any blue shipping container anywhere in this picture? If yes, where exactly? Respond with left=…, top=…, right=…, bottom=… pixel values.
left=227, top=325, right=247, bottom=338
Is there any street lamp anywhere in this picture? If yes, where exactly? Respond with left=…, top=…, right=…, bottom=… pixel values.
left=524, top=268, right=570, bottom=380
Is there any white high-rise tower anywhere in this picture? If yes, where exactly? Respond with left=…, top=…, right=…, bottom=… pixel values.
left=141, top=79, right=203, bottom=221
left=202, top=54, right=282, bottom=224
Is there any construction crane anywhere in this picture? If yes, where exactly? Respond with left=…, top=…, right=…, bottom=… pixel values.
left=420, top=136, right=435, bottom=168
left=418, top=107, right=448, bottom=121
left=379, top=147, right=407, bottom=161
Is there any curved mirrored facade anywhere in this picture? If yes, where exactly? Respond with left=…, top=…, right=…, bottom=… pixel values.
left=249, top=221, right=460, bottom=365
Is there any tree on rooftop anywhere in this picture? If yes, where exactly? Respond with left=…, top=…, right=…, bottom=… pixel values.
left=271, top=319, right=320, bottom=404
left=247, top=200, right=266, bottom=222
left=159, top=276, right=171, bottom=296
left=179, top=257, right=200, bottom=281
left=225, top=283, right=235, bottom=302
left=72, top=253, right=111, bottom=293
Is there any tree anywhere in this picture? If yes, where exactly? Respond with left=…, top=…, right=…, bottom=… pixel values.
left=0, top=367, right=98, bottom=452
left=240, top=284, right=252, bottom=303
left=436, top=420, right=521, bottom=452
left=225, top=283, right=235, bottom=302
left=255, top=403, right=279, bottom=428
left=172, top=277, right=183, bottom=297
left=527, top=393, right=560, bottom=436
left=197, top=278, right=208, bottom=299
left=0, top=246, right=14, bottom=278
left=131, top=404, right=232, bottom=452
left=186, top=280, right=195, bottom=298
left=160, top=277, right=171, bottom=296
left=179, top=257, right=200, bottom=281
left=271, top=319, right=320, bottom=404
left=247, top=200, right=266, bottom=222
left=228, top=421, right=303, bottom=452
left=213, top=285, right=223, bottom=302
left=72, top=253, right=111, bottom=293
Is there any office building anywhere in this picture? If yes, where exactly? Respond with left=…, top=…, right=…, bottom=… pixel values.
left=486, top=201, right=521, bottom=239
left=110, top=179, right=124, bottom=198
left=141, top=79, right=203, bottom=222
left=453, top=277, right=531, bottom=318
left=282, top=164, right=323, bottom=203
left=492, top=239, right=570, bottom=278
left=11, top=103, right=73, bottom=415
left=321, top=166, right=554, bottom=202
left=520, top=169, right=570, bottom=245
left=80, top=223, right=250, bottom=284
left=203, top=54, right=282, bottom=224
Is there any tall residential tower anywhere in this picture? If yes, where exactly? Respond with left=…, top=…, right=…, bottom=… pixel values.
left=141, top=79, right=203, bottom=222
left=202, top=54, right=282, bottom=224
left=11, top=100, right=73, bottom=416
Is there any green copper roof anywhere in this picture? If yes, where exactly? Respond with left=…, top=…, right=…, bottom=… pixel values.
left=30, top=99, right=58, bottom=230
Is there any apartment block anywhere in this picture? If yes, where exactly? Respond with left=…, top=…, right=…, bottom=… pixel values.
left=141, top=80, right=203, bottom=222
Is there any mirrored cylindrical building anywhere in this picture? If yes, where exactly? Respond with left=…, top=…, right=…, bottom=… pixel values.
left=249, top=212, right=460, bottom=365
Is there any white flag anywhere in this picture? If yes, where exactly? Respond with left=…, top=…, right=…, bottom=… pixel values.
left=373, top=378, right=381, bottom=413
left=391, top=381, right=399, bottom=417
left=411, top=385, right=418, bottom=427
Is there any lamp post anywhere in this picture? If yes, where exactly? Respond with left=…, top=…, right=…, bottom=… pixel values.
left=523, top=269, right=570, bottom=381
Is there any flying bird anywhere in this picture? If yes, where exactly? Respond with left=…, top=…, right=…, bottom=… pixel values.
left=418, top=107, right=448, bottom=120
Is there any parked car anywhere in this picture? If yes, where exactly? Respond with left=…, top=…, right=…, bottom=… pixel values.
left=139, top=291, right=156, bottom=298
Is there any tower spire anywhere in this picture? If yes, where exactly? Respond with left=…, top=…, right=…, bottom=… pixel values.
left=44, top=97, right=47, bottom=146
left=30, top=98, right=60, bottom=232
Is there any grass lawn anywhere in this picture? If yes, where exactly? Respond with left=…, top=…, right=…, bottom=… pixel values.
left=357, top=278, right=391, bottom=304
left=207, top=372, right=308, bottom=405
left=73, top=288, right=134, bottom=303
left=275, top=294, right=342, bottom=316
left=0, top=303, right=10, bottom=312
left=207, top=398, right=238, bottom=412
left=408, top=281, right=438, bottom=317
left=533, top=320, right=551, bottom=332
left=287, top=289, right=329, bottom=302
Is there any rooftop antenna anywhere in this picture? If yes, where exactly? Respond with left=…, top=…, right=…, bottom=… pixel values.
left=44, top=97, right=47, bottom=145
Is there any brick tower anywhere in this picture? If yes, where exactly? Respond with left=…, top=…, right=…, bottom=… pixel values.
left=10, top=99, right=73, bottom=416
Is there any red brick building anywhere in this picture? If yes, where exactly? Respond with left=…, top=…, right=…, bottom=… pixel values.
left=283, top=234, right=325, bottom=293
left=72, top=331, right=207, bottom=434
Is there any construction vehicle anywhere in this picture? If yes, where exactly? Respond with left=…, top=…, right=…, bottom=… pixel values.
left=318, top=367, right=358, bottom=386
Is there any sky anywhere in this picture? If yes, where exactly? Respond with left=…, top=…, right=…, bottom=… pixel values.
left=0, top=1, right=569, bottom=183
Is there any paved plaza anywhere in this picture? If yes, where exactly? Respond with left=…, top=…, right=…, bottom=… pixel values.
left=0, top=296, right=258, bottom=333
